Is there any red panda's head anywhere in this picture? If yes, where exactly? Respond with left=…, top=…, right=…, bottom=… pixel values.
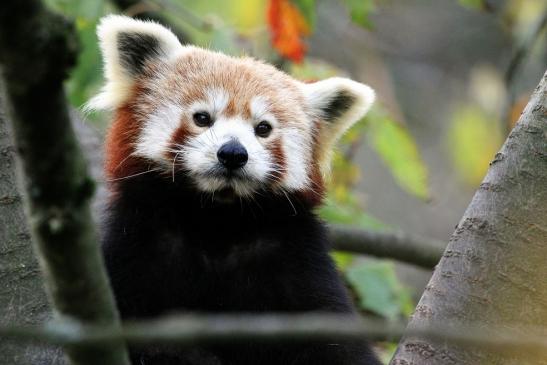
left=90, top=15, right=375, bottom=206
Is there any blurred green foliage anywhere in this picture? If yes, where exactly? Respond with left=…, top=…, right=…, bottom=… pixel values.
left=45, top=0, right=112, bottom=113
left=342, top=0, right=377, bottom=29
left=367, top=112, right=430, bottom=200
left=293, top=0, right=317, bottom=29
left=458, top=0, right=487, bottom=10
left=447, top=107, right=503, bottom=186
left=347, top=261, right=414, bottom=320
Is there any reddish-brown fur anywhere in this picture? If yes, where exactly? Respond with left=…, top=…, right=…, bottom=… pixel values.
left=165, top=117, right=193, bottom=161
left=300, top=121, right=326, bottom=206
left=104, top=104, right=143, bottom=182
left=168, top=50, right=306, bottom=127
left=267, top=138, right=287, bottom=184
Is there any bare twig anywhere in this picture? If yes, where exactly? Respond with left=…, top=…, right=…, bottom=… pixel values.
left=0, top=1, right=129, bottom=364
left=1, top=314, right=547, bottom=355
left=329, top=224, right=445, bottom=269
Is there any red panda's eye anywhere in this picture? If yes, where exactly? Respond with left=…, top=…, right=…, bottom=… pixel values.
left=193, top=112, right=213, bottom=127
left=255, top=121, right=272, bottom=138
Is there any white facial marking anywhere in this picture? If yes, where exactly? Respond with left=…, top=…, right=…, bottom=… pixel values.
left=207, top=88, right=229, bottom=115
left=251, top=97, right=309, bottom=191
left=134, top=103, right=183, bottom=162
left=250, top=96, right=278, bottom=127
left=187, top=88, right=229, bottom=125
left=281, top=126, right=311, bottom=190
left=182, top=118, right=273, bottom=196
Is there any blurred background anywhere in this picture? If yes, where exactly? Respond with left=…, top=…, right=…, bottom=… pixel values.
left=43, top=0, right=547, bottom=361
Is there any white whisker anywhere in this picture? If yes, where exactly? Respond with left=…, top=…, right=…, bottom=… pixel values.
left=281, top=189, right=297, bottom=216
left=107, top=168, right=161, bottom=182
left=172, top=152, right=181, bottom=182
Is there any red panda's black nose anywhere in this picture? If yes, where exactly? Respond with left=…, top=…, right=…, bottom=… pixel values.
left=217, top=140, right=248, bottom=170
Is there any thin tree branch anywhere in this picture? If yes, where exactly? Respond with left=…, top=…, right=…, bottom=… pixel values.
left=329, top=224, right=445, bottom=268
left=1, top=314, right=547, bottom=355
left=0, top=1, right=129, bottom=365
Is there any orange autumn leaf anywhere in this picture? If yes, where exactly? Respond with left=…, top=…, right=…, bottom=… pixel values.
left=267, top=0, right=310, bottom=63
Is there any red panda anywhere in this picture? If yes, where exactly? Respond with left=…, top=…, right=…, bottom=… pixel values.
left=92, top=15, right=379, bottom=365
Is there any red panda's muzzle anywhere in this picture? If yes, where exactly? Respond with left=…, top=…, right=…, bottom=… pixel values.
left=217, top=140, right=248, bottom=170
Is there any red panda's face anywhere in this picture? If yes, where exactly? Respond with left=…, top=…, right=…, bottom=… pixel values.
left=90, top=16, right=375, bottom=205
left=127, top=52, right=315, bottom=200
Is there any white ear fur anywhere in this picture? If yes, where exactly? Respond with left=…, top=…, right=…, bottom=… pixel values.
left=301, top=77, right=375, bottom=177
left=87, top=15, right=185, bottom=110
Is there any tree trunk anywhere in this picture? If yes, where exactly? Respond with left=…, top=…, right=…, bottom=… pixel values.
left=0, top=91, right=111, bottom=365
left=391, top=70, right=547, bottom=364
left=0, top=1, right=129, bottom=364
left=0, top=87, right=64, bottom=365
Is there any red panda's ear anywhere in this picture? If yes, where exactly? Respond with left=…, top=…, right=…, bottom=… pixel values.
left=301, top=77, right=375, bottom=177
left=87, top=15, right=185, bottom=110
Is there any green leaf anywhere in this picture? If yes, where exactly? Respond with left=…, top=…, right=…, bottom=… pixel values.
left=342, top=0, right=376, bottom=29
left=49, top=0, right=107, bottom=108
left=44, top=0, right=103, bottom=19
left=378, top=342, right=398, bottom=364
left=331, top=251, right=355, bottom=271
left=458, top=0, right=486, bottom=10
left=367, top=113, right=429, bottom=200
left=346, top=261, right=413, bottom=320
left=293, top=0, right=316, bottom=29
left=447, top=106, right=502, bottom=186
left=208, top=25, right=240, bottom=55
left=289, top=58, right=341, bottom=81
left=67, top=16, right=104, bottom=107
left=319, top=196, right=387, bottom=230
